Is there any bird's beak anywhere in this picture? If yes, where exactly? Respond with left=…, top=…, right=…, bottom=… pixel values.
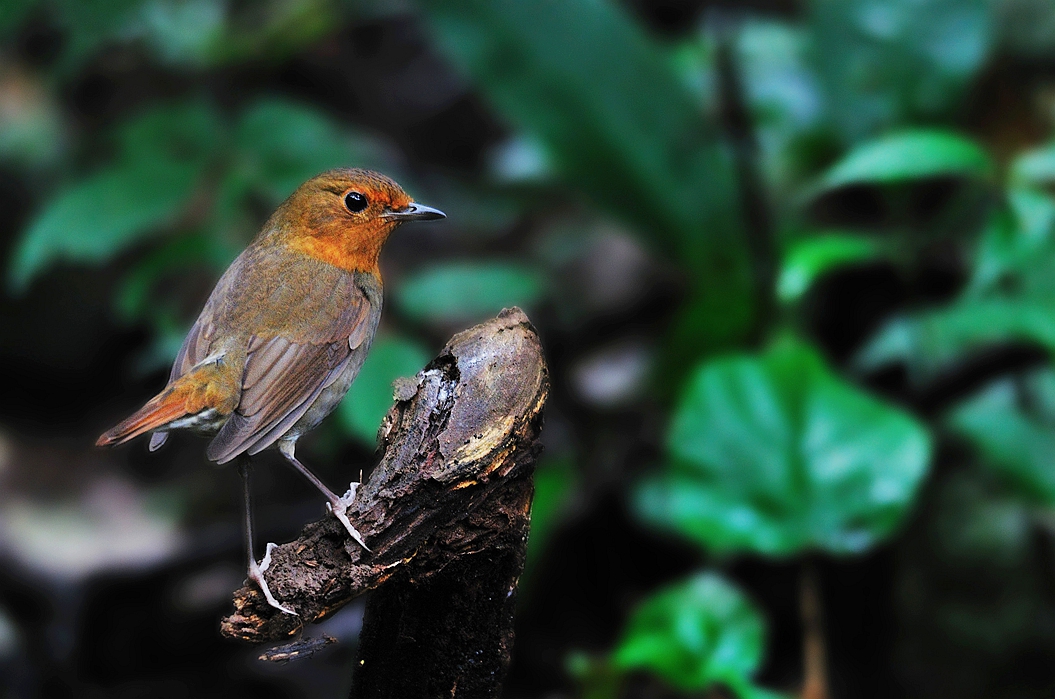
left=386, top=202, right=446, bottom=222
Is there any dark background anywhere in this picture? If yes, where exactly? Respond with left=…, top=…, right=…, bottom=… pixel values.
left=2, top=0, right=1055, bottom=697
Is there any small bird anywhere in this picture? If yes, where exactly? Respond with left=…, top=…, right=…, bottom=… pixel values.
left=97, top=169, right=444, bottom=613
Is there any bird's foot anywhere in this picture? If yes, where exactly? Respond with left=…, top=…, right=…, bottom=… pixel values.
left=325, top=483, right=370, bottom=552
left=248, top=543, right=296, bottom=615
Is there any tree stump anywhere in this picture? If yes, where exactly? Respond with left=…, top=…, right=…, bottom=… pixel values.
left=220, top=308, right=548, bottom=699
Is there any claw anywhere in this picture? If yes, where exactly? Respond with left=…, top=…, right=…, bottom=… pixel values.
left=331, top=483, right=369, bottom=551
left=248, top=552, right=296, bottom=616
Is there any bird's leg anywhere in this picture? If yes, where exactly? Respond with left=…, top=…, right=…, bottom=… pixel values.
left=277, top=441, right=369, bottom=551
left=238, top=456, right=296, bottom=615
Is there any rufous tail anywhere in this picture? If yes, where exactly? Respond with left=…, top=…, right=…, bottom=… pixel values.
left=96, top=365, right=234, bottom=447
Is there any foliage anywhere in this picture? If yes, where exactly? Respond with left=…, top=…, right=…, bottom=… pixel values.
left=612, top=572, right=768, bottom=695
left=5, top=0, right=1055, bottom=695
left=396, top=261, right=545, bottom=323
left=338, top=335, right=431, bottom=445
left=637, top=339, right=931, bottom=557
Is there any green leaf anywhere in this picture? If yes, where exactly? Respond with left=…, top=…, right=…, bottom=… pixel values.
left=810, top=130, right=994, bottom=195
left=419, top=0, right=753, bottom=353
left=808, top=0, right=993, bottom=141
left=233, top=98, right=389, bottom=204
left=777, top=233, right=881, bottom=303
left=857, top=299, right=1055, bottom=385
left=10, top=159, right=200, bottom=290
left=948, top=372, right=1055, bottom=505
left=638, top=340, right=931, bottom=556
left=1010, top=142, right=1055, bottom=187
left=612, top=572, right=765, bottom=692
left=396, top=261, right=544, bottom=323
left=9, top=101, right=220, bottom=290
left=338, top=335, right=431, bottom=444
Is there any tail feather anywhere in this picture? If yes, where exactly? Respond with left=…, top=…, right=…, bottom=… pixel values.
left=96, top=389, right=192, bottom=447
left=96, top=363, right=236, bottom=448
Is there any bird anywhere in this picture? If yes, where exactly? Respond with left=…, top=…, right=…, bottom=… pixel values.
left=96, top=168, right=445, bottom=614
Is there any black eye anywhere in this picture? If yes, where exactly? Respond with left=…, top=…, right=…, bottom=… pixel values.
left=344, top=191, right=368, bottom=213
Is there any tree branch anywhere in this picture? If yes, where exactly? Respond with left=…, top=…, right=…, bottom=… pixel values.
left=220, top=308, right=549, bottom=650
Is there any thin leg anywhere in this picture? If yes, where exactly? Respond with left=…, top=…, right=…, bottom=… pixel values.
left=238, top=456, right=296, bottom=615
left=277, top=440, right=369, bottom=551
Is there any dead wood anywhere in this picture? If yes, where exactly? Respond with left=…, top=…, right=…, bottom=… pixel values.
left=220, top=307, right=548, bottom=694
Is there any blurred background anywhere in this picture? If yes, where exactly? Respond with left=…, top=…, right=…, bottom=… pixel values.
left=2, top=0, right=1055, bottom=697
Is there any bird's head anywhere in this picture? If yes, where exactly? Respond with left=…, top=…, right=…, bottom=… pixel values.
left=268, top=168, right=445, bottom=274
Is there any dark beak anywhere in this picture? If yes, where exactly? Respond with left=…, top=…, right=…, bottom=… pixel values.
left=386, top=202, right=446, bottom=222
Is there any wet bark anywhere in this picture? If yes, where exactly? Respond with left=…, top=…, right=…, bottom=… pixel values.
left=220, top=308, right=548, bottom=697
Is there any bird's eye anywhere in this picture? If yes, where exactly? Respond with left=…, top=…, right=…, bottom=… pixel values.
left=344, top=191, right=368, bottom=213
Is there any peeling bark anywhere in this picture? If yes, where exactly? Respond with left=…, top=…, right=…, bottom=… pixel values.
left=220, top=308, right=548, bottom=696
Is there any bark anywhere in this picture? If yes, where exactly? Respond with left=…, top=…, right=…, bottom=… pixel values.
left=220, top=308, right=548, bottom=697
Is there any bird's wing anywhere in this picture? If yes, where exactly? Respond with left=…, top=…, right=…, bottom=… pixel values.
left=204, top=253, right=379, bottom=464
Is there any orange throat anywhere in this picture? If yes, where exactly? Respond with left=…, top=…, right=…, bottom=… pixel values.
left=286, top=228, right=389, bottom=274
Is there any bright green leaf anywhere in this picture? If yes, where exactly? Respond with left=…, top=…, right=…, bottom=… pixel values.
left=396, top=261, right=544, bottom=323
left=810, top=130, right=993, bottom=196
left=612, top=572, right=765, bottom=692
left=949, top=373, right=1055, bottom=505
left=639, top=340, right=931, bottom=556
left=338, top=335, right=430, bottom=444
left=777, top=233, right=881, bottom=303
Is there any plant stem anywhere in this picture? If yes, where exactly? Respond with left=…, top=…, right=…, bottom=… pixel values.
left=800, top=558, right=830, bottom=699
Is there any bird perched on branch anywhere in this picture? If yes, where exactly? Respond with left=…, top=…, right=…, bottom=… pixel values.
left=97, top=169, right=444, bottom=614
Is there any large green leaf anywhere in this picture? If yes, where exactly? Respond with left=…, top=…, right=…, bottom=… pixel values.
left=419, top=0, right=753, bottom=354
left=638, top=340, right=931, bottom=556
left=396, top=261, right=544, bottom=323
left=338, top=335, right=431, bottom=445
left=949, top=373, right=1055, bottom=505
left=9, top=101, right=219, bottom=290
left=808, top=0, right=993, bottom=141
left=612, top=572, right=765, bottom=693
left=810, top=130, right=994, bottom=196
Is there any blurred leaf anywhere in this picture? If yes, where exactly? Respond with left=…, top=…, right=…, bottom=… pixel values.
left=638, top=339, right=931, bottom=556
left=777, top=232, right=881, bottom=303
left=132, top=0, right=227, bottom=65
left=233, top=98, right=389, bottom=204
left=612, top=572, right=764, bottom=693
left=10, top=160, right=199, bottom=290
left=523, top=456, right=576, bottom=583
left=968, top=190, right=1055, bottom=294
left=949, top=373, right=1055, bottom=505
left=338, top=335, right=430, bottom=444
left=736, top=20, right=824, bottom=190
left=9, top=101, right=218, bottom=289
left=809, top=0, right=993, bottom=141
left=810, top=130, right=994, bottom=196
left=420, top=0, right=753, bottom=353
left=1010, top=142, right=1055, bottom=187
left=857, top=300, right=1055, bottom=385
left=396, top=261, right=544, bottom=323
